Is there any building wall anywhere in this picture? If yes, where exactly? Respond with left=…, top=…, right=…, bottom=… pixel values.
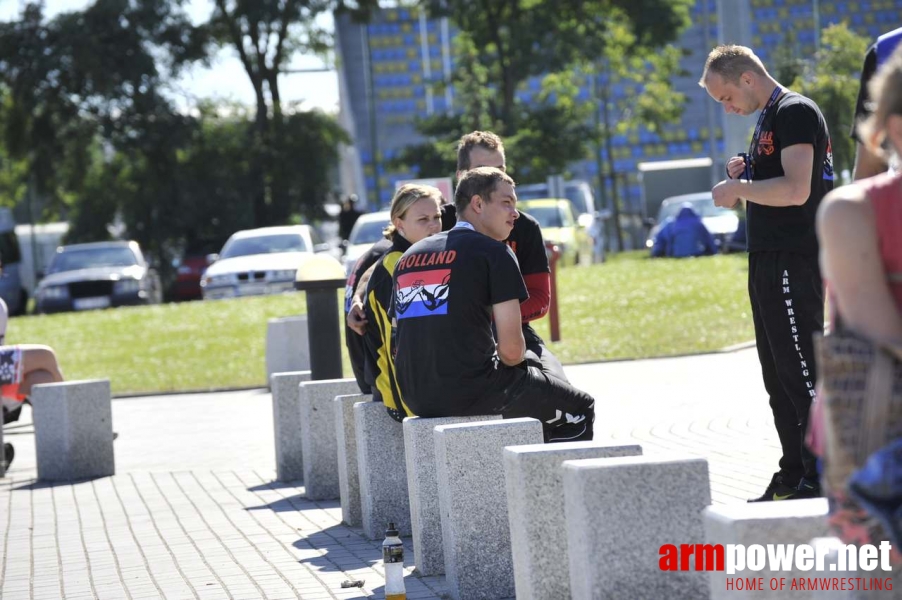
left=336, top=0, right=901, bottom=210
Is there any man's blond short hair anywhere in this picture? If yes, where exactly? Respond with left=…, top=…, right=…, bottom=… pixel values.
left=699, top=45, right=768, bottom=88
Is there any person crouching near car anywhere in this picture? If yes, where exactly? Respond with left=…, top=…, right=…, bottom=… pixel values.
left=390, top=167, right=595, bottom=443
left=363, top=183, right=443, bottom=422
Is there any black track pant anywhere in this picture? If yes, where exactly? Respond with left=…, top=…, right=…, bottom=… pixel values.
left=523, top=324, right=569, bottom=384
left=470, top=364, right=595, bottom=443
left=749, top=251, right=824, bottom=484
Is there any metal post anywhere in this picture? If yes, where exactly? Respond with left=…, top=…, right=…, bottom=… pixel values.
left=305, top=288, right=343, bottom=380
left=546, top=242, right=561, bottom=342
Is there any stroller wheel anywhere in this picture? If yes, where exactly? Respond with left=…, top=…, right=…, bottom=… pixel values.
left=2, top=442, right=13, bottom=470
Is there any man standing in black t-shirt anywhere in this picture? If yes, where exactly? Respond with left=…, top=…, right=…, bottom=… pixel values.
left=392, top=167, right=595, bottom=442
left=702, top=45, right=832, bottom=502
left=446, top=131, right=568, bottom=383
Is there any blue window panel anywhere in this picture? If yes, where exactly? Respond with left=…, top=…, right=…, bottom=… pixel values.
left=632, top=146, right=644, bottom=158
left=361, top=150, right=372, bottom=163
left=366, top=176, right=376, bottom=188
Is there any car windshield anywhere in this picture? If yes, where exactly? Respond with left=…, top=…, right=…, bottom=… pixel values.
left=512, top=185, right=589, bottom=215
left=520, top=205, right=564, bottom=228
left=657, top=198, right=734, bottom=221
left=220, top=233, right=309, bottom=259
left=49, top=247, right=138, bottom=273
left=349, top=220, right=390, bottom=245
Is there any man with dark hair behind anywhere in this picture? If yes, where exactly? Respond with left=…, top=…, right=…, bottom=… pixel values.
left=446, top=131, right=568, bottom=384
left=391, top=167, right=595, bottom=442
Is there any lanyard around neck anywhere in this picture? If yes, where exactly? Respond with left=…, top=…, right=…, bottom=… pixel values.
left=747, top=86, right=783, bottom=157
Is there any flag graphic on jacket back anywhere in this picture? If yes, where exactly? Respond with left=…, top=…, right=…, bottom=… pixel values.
left=394, top=269, right=451, bottom=319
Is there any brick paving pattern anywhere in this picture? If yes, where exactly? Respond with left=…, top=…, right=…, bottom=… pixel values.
left=1, top=348, right=789, bottom=599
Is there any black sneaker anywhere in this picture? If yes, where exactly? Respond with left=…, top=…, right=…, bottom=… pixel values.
left=748, top=472, right=801, bottom=502
left=2, top=442, right=13, bottom=471
left=794, top=477, right=821, bottom=499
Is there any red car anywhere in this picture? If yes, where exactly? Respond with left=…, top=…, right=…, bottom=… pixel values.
left=172, top=254, right=212, bottom=301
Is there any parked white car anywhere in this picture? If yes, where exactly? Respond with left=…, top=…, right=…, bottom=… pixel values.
left=201, top=225, right=327, bottom=300
left=343, top=211, right=391, bottom=276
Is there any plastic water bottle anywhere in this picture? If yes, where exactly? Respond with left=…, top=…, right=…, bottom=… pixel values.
left=383, top=522, right=406, bottom=600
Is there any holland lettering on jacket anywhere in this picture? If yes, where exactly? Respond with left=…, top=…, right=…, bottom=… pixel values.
left=397, top=250, right=457, bottom=271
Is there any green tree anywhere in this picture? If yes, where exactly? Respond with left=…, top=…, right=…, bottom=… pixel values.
left=789, top=22, right=869, bottom=178
left=588, top=16, right=687, bottom=250
left=206, top=0, right=377, bottom=226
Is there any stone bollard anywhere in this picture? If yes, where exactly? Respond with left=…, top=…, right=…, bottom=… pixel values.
left=704, top=498, right=829, bottom=599
left=434, top=417, right=544, bottom=600
left=503, top=442, right=643, bottom=600
left=335, top=393, right=368, bottom=526
left=403, top=414, right=501, bottom=576
left=265, top=316, right=310, bottom=384
left=299, top=378, right=359, bottom=500
left=563, top=455, right=711, bottom=600
left=271, top=370, right=311, bottom=482
left=32, top=379, right=115, bottom=481
left=355, top=401, right=410, bottom=540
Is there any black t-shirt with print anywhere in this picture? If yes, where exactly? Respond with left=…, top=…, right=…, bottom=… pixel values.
left=747, top=92, right=833, bottom=255
left=392, top=227, right=528, bottom=416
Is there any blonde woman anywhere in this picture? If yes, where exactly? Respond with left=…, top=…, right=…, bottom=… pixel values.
left=363, top=184, right=443, bottom=421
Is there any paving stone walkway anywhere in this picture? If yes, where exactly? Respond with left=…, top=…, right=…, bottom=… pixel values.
left=1, top=347, right=788, bottom=599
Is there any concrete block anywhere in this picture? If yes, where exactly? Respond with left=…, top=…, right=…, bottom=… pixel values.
left=705, top=498, right=828, bottom=598
left=265, top=316, right=310, bottom=383
left=335, top=393, right=368, bottom=526
left=404, top=414, right=502, bottom=576
left=299, top=378, right=359, bottom=500
left=503, top=442, right=644, bottom=600
left=32, top=380, right=115, bottom=481
left=434, top=417, right=544, bottom=600
left=355, top=401, right=410, bottom=539
left=271, top=370, right=311, bottom=482
left=563, top=455, right=711, bottom=600
left=810, top=537, right=901, bottom=599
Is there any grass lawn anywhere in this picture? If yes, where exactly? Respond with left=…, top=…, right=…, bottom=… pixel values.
left=10, top=251, right=754, bottom=395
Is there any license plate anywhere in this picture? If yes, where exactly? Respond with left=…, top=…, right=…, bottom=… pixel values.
left=238, top=282, right=268, bottom=296
left=73, top=296, right=111, bottom=310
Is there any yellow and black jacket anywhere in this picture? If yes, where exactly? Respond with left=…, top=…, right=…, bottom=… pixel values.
left=363, top=234, right=414, bottom=422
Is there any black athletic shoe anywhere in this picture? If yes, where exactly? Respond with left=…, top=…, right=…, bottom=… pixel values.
left=2, top=442, right=13, bottom=471
left=748, top=472, right=801, bottom=502
left=794, top=477, right=821, bottom=499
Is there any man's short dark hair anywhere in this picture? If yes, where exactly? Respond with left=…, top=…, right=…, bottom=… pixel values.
left=454, top=167, right=515, bottom=214
left=456, top=131, right=505, bottom=172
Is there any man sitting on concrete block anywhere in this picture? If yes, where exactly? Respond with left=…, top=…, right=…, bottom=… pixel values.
left=391, top=168, right=596, bottom=442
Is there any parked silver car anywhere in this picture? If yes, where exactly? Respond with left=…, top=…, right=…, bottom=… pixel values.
left=35, top=241, right=163, bottom=314
left=201, top=225, right=327, bottom=300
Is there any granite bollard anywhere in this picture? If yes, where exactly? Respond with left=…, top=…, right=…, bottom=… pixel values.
left=403, top=414, right=501, bottom=576
left=32, top=379, right=115, bottom=481
left=810, top=537, right=901, bottom=599
left=503, top=442, right=644, bottom=600
left=265, top=316, right=310, bottom=383
left=355, top=400, right=410, bottom=539
left=271, top=370, right=311, bottom=482
left=299, top=378, right=359, bottom=500
left=335, top=393, right=368, bottom=526
left=704, top=498, right=829, bottom=599
left=563, top=455, right=711, bottom=600
left=434, top=417, right=544, bottom=600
